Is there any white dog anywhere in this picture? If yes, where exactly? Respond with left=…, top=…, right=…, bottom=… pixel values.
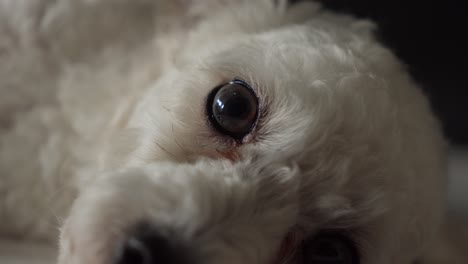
left=0, top=0, right=466, bottom=263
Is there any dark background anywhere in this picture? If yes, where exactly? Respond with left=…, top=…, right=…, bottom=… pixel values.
left=310, top=0, right=468, bottom=145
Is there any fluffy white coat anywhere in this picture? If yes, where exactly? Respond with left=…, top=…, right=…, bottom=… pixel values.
left=0, top=0, right=465, bottom=263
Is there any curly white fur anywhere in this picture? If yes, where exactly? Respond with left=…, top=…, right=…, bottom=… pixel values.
left=0, top=0, right=464, bottom=263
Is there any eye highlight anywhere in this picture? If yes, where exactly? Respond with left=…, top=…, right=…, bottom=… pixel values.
left=207, top=79, right=259, bottom=140
left=302, top=232, right=359, bottom=264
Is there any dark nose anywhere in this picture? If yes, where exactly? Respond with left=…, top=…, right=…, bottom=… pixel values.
left=115, top=225, right=190, bottom=264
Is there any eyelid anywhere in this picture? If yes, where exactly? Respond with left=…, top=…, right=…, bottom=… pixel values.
left=230, top=78, right=251, bottom=87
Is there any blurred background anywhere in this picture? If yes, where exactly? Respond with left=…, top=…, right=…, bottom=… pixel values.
left=316, top=0, right=468, bottom=216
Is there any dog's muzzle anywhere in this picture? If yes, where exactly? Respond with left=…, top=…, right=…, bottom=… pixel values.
left=115, top=224, right=193, bottom=264
left=114, top=224, right=298, bottom=264
left=59, top=160, right=299, bottom=264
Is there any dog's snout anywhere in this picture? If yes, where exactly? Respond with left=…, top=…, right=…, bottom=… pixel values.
left=115, top=225, right=190, bottom=264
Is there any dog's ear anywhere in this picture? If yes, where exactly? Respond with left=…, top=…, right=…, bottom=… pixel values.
left=278, top=0, right=378, bottom=40
left=279, top=0, right=322, bottom=24
left=350, top=19, right=378, bottom=40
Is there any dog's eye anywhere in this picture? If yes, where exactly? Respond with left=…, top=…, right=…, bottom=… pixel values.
left=302, top=232, right=359, bottom=264
left=207, top=79, right=258, bottom=139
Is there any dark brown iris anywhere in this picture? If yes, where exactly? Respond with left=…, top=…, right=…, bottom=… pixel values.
left=208, top=80, right=258, bottom=140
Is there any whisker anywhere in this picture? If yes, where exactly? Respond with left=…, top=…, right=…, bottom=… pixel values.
left=155, top=142, right=177, bottom=159
left=171, top=124, right=189, bottom=156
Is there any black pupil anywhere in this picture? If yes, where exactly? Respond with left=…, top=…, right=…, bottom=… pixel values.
left=303, top=233, right=358, bottom=264
left=210, top=81, right=257, bottom=139
left=216, top=93, right=251, bottom=120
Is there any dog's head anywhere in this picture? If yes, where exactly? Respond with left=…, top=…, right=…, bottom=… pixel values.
left=58, top=2, right=446, bottom=264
